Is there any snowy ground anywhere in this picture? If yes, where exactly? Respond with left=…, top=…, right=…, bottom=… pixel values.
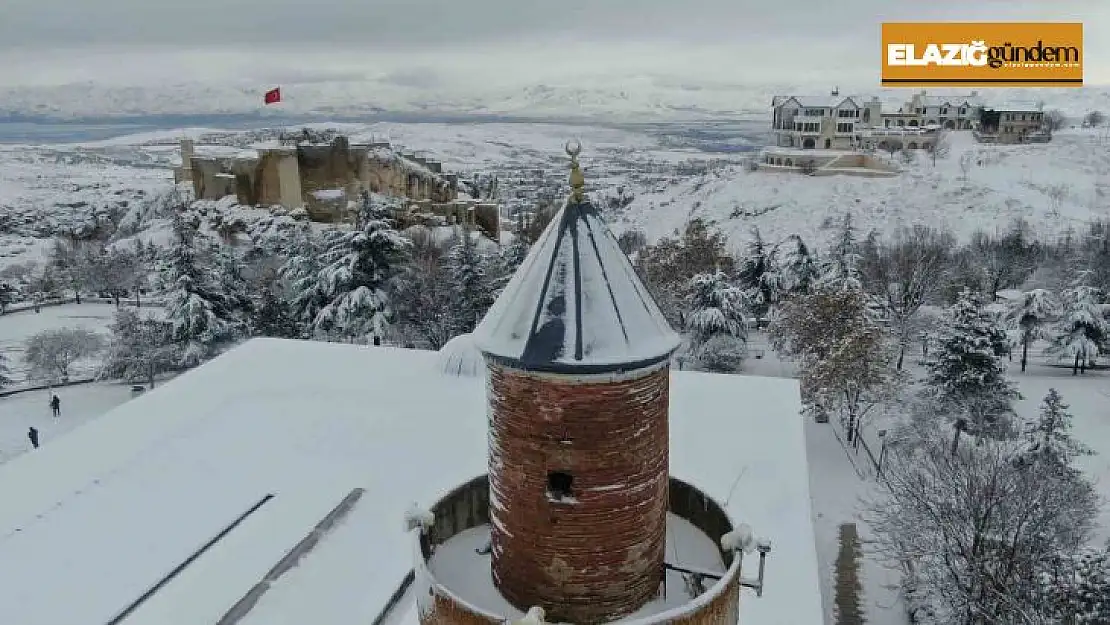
left=809, top=345, right=1110, bottom=625
left=5, top=122, right=1108, bottom=272
left=0, top=381, right=139, bottom=465
left=0, top=302, right=162, bottom=386
left=616, top=128, right=1110, bottom=249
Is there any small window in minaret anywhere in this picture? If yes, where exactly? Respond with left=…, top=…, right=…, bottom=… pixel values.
left=547, top=471, right=574, bottom=501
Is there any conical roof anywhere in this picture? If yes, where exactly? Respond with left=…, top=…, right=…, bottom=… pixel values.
left=472, top=144, right=679, bottom=374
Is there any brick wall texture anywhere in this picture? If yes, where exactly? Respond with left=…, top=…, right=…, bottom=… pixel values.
left=487, top=362, right=671, bottom=623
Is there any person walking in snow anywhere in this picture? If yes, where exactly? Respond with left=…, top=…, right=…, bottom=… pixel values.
left=28, top=427, right=39, bottom=449
left=50, top=394, right=60, bottom=418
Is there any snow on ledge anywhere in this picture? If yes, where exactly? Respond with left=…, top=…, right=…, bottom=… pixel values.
left=437, top=334, right=485, bottom=378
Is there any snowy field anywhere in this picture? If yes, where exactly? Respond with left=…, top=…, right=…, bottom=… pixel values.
left=0, top=303, right=162, bottom=386
left=617, top=128, right=1110, bottom=248
left=0, top=381, right=138, bottom=465
left=4, top=122, right=1109, bottom=272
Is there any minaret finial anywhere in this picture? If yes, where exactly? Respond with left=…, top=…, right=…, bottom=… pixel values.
left=566, top=140, right=584, bottom=201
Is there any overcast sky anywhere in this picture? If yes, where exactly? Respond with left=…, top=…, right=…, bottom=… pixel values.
left=0, top=0, right=1106, bottom=85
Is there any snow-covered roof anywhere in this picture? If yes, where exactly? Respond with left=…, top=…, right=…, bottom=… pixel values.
left=985, top=101, right=1043, bottom=113
left=472, top=194, right=680, bottom=373
left=776, top=95, right=861, bottom=109
left=0, top=339, right=819, bottom=625
left=437, top=333, right=485, bottom=377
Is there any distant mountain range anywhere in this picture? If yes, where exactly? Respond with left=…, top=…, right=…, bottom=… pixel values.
left=2, top=74, right=1108, bottom=125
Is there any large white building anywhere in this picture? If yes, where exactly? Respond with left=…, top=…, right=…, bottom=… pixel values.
left=771, top=90, right=986, bottom=151
left=771, top=94, right=884, bottom=150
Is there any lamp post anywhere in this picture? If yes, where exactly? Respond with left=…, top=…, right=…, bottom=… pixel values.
left=877, top=429, right=888, bottom=477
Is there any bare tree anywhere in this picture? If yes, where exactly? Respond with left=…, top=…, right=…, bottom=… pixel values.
left=24, top=327, right=105, bottom=383
left=868, top=425, right=1098, bottom=625
left=1083, top=110, right=1104, bottom=127
left=861, top=225, right=954, bottom=369
left=770, top=286, right=903, bottom=440
left=929, top=130, right=951, bottom=166
left=959, top=152, right=974, bottom=181
left=1046, top=183, right=1069, bottom=217
left=1043, top=109, right=1067, bottom=132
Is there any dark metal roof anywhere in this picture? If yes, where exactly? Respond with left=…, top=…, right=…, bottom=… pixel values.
left=472, top=195, right=680, bottom=373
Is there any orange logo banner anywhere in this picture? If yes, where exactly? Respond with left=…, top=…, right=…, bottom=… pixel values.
left=881, top=22, right=1083, bottom=87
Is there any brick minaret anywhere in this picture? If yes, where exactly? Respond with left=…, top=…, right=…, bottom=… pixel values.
left=472, top=142, right=680, bottom=624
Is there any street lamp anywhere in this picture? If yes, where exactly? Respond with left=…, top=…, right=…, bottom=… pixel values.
left=877, top=429, right=888, bottom=476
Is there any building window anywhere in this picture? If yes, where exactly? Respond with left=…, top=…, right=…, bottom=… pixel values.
left=960, top=107, right=966, bottom=114
left=547, top=471, right=574, bottom=500
left=941, top=107, right=949, bottom=114
left=837, top=123, right=853, bottom=133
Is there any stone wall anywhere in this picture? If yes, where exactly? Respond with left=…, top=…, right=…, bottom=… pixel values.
left=487, top=363, right=670, bottom=623
left=184, top=137, right=459, bottom=211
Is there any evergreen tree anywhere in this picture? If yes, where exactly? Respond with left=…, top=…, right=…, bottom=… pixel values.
left=252, top=277, right=298, bottom=339
left=1038, top=546, right=1110, bottom=624
left=1006, top=288, right=1062, bottom=372
left=313, top=198, right=410, bottom=344
left=280, top=224, right=329, bottom=339
left=778, top=234, right=818, bottom=296
left=0, top=352, right=11, bottom=388
left=736, top=227, right=780, bottom=319
left=101, top=308, right=175, bottom=388
left=1051, top=285, right=1108, bottom=375
left=685, top=271, right=749, bottom=345
left=495, top=214, right=532, bottom=293
left=446, top=227, right=496, bottom=335
left=211, top=247, right=253, bottom=338
left=923, top=289, right=1018, bottom=440
left=1023, top=388, right=1094, bottom=466
left=162, top=213, right=235, bottom=367
left=817, top=212, right=863, bottom=292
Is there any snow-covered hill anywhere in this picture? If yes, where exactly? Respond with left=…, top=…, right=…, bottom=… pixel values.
left=2, top=122, right=1108, bottom=273
left=616, top=129, right=1110, bottom=248
left=2, top=74, right=1108, bottom=123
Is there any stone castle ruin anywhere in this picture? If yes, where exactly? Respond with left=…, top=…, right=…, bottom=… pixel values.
left=174, top=135, right=500, bottom=241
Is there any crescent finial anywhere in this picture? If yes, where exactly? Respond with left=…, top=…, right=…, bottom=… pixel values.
left=565, top=140, right=581, bottom=157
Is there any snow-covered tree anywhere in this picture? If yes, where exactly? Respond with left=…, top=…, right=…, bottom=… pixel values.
left=162, top=213, right=236, bottom=367
left=101, top=308, right=175, bottom=388
left=1050, top=285, right=1108, bottom=375
left=777, top=234, right=818, bottom=297
left=279, top=224, right=328, bottom=339
left=685, top=271, right=748, bottom=346
left=494, top=219, right=533, bottom=294
left=923, top=289, right=1018, bottom=441
left=736, top=227, right=780, bottom=319
left=816, top=212, right=863, bottom=292
left=0, top=282, right=15, bottom=314
left=88, top=247, right=140, bottom=307
left=1022, top=388, right=1094, bottom=467
left=24, top=327, right=105, bottom=383
left=446, top=227, right=496, bottom=335
left=691, top=334, right=747, bottom=374
left=393, top=230, right=455, bottom=349
left=1038, top=546, right=1110, bottom=624
left=1007, top=289, right=1062, bottom=372
left=251, top=268, right=298, bottom=339
left=869, top=429, right=1099, bottom=625
left=861, top=225, right=953, bottom=369
left=0, top=353, right=11, bottom=388
left=312, top=198, right=410, bottom=344
left=48, top=238, right=93, bottom=304
left=771, top=285, right=901, bottom=440
left=211, top=247, right=254, bottom=336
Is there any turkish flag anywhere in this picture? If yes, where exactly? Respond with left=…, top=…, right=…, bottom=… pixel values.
left=264, top=88, right=281, bottom=105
